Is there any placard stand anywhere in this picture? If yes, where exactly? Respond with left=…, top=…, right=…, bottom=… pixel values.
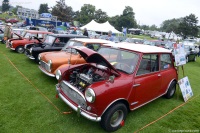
left=176, top=65, right=185, bottom=99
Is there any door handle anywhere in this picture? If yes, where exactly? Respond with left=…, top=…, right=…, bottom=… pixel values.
left=158, top=74, right=161, bottom=77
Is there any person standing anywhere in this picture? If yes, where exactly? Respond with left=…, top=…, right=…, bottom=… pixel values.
left=4, top=23, right=12, bottom=48
left=71, top=27, right=77, bottom=34
left=83, top=28, right=89, bottom=37
left=106, top=30, right=114, bottom=41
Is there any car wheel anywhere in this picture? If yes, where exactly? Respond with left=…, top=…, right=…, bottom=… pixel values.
left=100, top=103, right=127, bottom=132
left=165, top=81, right=176, bottom=99
left=193, top=56, right=196, bottom=62
left=16, top=46, right=25, bottom=53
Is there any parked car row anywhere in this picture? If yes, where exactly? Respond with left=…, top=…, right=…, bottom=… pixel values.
left=2, top=31, right=180, bottom=132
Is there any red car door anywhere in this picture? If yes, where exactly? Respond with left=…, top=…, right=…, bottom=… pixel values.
left=130, top=54, right=162, bottom=108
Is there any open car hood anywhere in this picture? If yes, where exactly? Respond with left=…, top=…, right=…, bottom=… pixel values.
left=73, top=46, right=120, bottom=75
left=13, top=32, right=22, bottom=39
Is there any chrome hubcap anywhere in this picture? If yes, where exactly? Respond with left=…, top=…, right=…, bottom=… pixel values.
left=110, top=110, right=123, bottom=127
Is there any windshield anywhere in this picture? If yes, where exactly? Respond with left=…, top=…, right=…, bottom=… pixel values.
left=62, top=40, right=83, bottom=51
left=43, top=35, right=56, bottom=45
left=144, top=41, right=155, bottom=46
left=24, top=32, right=37, bottom=39
left=21, top=31, right=26, bottom=37
left=98, top=47, right=139, bottom=74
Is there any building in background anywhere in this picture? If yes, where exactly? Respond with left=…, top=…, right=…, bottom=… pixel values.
left=17, top=7, right=39, bottom=20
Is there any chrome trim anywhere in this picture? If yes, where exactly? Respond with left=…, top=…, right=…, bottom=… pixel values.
left=56, top=84, right=101, bottom=122
left=101, top=98, right=127, bottom=117
left=164, top=79, right=177, bottom=94
left=25, top=53, right=35, bottom=60
left=63, top=81, right=86, bottom=101
left=131, top=93, right=164, bottom=111
left=131, top=102, right=138, bottom=106
left=10, top=48, right=15, bottom=50
left=133, top=84, right=140, bottom=87
left=38, top=66, right=55, bottom=77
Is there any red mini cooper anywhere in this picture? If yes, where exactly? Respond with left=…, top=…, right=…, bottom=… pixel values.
left=55, top=43, right=178, bottom=132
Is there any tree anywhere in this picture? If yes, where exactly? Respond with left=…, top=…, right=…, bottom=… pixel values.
left=38, top=3, right=49, bottom=14
left=177, top=14, right=199, bottom=38
left=51, top=0, right=74, bottom=22
left=109, top=15, right=120, bottom=30
left=160, top=18, right=182, bottom=33
left=116, top=6, right=137, bottom=31
left=94, top=9, right=108, bottom=23
left=2, top=0, right=10, bottom=12
left=75, top=4, right=96, bottom=25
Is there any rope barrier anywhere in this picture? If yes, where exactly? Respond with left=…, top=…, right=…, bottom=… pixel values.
left=0, top=50, right=72, bottom=115
left=134, top=94, right=199, bottom=133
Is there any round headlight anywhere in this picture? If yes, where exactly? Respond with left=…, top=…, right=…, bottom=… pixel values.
left=55, top=70, right=62, bottom=80
left=38, top=54, right=41, bottom=61
left=85, top=88, right=95, bottom=103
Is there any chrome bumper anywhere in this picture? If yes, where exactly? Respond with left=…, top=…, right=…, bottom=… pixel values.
left=56, top=84, right=101, bottom=122
left=10, top=48, right=15, bottom=50
left=25, top=51, right=35, bottom=60
left=38, top=66, right=55, bottom=77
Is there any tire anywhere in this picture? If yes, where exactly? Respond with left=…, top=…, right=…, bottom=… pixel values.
left=165, top=81, right=176, bottom=99
left=16, top=46, right=25, bottom=53
left=193, top=56, right=196, bottom=62
left=100, top=103, right=127, bottom=132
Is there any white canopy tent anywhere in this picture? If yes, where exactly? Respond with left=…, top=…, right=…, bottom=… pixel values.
left=80, top=20, right=121, bottom=34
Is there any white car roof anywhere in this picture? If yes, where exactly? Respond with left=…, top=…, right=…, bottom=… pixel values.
left=103, top=42, right=171, bottom=53
left=71, top=38, right=113, bottom=43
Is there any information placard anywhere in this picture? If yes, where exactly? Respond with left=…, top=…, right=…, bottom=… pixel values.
left=178, top=76, right=193, bottom=102
left=173, top=43, right=186, bottom=66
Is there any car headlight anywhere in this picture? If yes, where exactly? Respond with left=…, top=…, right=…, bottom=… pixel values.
left=85, top=88, right=95, bottom=103
left=30, top=47, right=32, bottom=53
left=55, top=70, right=62, bottom=80
left=38, top=54, right=41, bottom=61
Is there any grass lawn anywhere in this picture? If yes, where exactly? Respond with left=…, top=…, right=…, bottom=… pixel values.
left=0, top=43, right=200, bottom=133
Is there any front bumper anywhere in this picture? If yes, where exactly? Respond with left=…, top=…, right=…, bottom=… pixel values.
left=25, top=51, right=35, bottom=60
left=56, top=84, right=101, bottom=122
left=38, top=66, right=55, bottom=77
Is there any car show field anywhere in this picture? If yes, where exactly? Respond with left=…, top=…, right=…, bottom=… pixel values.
left=0, top=43, right=200, bottom=133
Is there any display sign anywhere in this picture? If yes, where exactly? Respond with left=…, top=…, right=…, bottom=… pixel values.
left=178, top=76, right=193, bottom=102
left=41, top=13, right=52, bottom=18
left=173, top=43, right=186, bottom=66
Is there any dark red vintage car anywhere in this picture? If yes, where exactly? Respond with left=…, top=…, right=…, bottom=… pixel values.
left=55, top=43, right=178, bottom=132
left=9, top=30, right=52, bottom=53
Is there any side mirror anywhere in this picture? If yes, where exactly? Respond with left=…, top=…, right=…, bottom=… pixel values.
left=107, top=75, right=115, bottom=83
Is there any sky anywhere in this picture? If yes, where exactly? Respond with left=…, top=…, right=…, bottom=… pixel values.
left=4, top=0, right=200, bottom=27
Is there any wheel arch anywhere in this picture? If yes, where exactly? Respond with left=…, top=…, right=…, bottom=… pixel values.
left=101, top=98, right=130, bottom=117
left=165, top=78, right=177, bottom=94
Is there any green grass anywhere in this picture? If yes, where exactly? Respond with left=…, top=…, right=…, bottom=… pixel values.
left=0, top=43, right=200, bottom=133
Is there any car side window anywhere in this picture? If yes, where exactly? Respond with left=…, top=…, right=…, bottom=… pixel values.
left=38, top=34, right=43, bottom=39
left=86, top=43, right=101, bottom=51
left=54, top=37, right=70, bottom=47
left=160, top=54, right=172, bottom=70
left=137, top=54, right=159, bottom=75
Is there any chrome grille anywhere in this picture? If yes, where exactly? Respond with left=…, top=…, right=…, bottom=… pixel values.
left=60, top=81, right=87, bottom=109
left=40, top=60, right=51, bottom=72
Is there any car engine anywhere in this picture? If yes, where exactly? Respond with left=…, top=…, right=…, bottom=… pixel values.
left=69, top=65, right=109, bottom=92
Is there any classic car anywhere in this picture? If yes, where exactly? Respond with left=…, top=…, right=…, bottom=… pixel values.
left=9, top=30, right=52, bottom=53
left=25, top=34, right=87, bottom=62
left=38, top=38, right=112, bottom=77
left=123, top=38, right=144, bottom=44
left=144, top=40, right=166, bottom=48
left=55, top=43, right=178, bottom=132
left=184, top=43, right=197, bottom=62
